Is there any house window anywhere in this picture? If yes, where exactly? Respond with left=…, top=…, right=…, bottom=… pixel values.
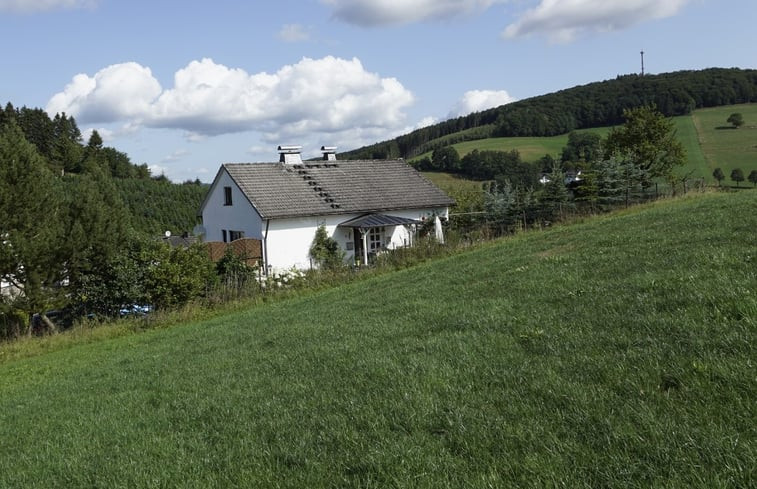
left=222, top=230, right=228, bottom=243
left=224, top=186, right=233, bottom=206
left=229, top=230, right=244, bottom=241
left=368, top=227, right=385, bottom=252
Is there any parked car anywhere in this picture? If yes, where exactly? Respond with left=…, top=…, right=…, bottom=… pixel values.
left=119, top=304, right=152, bottom=317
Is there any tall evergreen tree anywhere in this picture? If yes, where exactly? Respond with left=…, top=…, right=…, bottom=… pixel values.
left=538, top=164, right=572, bottom=221
left=0, top=122, right=67, bottom=332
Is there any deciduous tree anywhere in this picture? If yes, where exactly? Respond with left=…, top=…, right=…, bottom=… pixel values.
left=748, top=169, right=757, bottom=187
left=727, top=113, right=744, bottom=128
left=431, top=146, right=461, bottom=172
left=730, top=168, right=744, bottom=187
left=603, top=105, right=685, bottom=183
left=712, top=167, right=725, bottom=186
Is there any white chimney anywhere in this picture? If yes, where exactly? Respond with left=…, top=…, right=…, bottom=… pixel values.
left=321, top=146, right=337, bottom=161
left=278, top=145, right=302, bottom=164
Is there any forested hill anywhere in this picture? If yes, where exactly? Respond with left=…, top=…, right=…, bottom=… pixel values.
left=340, top=67, right=757, bottom=160
left=0, top=102, right=206, bottom=236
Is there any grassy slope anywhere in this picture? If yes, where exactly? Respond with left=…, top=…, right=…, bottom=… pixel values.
left=1, top=192, right=755, bottom=488
left=411, top=127, right=611, bottom=163
left=422, top=171, right=485, bottom=193
left=412, top=105, right=757, bottom=186
left=691, top=103, right=757, bottom=181
left=673, top=114, right=709, bottom=180
left=413, top=121, right=700, bottom=172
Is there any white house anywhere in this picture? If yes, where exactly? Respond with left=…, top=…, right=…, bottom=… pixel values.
left=198, top=146, right=454, bottom=271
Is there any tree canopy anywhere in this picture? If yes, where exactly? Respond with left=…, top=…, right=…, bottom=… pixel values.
left=603, top=105, right=685, bottom=182
left=726, top=113, right=744, bottom=128
left=713, top=168, right=725, bottom=185
left=730, top=168, right=745, bottom=187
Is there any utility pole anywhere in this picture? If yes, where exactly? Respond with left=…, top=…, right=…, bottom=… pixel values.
left=640, top=50, right=645, bottom=76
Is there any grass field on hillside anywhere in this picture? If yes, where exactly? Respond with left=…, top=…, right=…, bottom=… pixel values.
left=0, top=192, right=754, bottom=488
left=692, top=103, right=757, bottom=182
left=673, top=115, right=709, bottom=181
left=421, top=171, right=485, bottom=193
left=413, top=105, right=757, bottom=187
left=413, top=127, right=611, bottom=163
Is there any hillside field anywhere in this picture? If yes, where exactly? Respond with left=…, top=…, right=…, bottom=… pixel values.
left=412, top=127, right=610, bottom=164
left=413, top=104, right=757, bottom=186
left=691, top=103, right=757, bottom=181
left=0, top=191, right=754, bottom=487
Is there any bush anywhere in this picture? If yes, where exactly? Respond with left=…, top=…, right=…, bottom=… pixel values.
left=144, top=242, right=217, bottom=310
left=309, top=225, right=345, bottom=270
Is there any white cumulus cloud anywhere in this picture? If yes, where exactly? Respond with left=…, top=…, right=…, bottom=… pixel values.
left=503, top=0, right=691, bottom=42
left=321, top=0, right=501, bottom=26
left=47, top=56, right=415, bottom=146
left=0, top=0, right=96, bottom=13
left=47, top=62, right=162, bottom=123
left=449, top=89, right=516, bottom=117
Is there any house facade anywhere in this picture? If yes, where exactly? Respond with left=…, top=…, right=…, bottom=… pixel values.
left=199, top=146, right=454, bottom=271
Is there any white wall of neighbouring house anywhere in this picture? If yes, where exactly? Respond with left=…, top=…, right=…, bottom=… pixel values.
left=201, top=169, right=263, bottom=242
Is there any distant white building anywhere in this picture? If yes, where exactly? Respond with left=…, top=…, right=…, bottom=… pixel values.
left=199, top=146, right=454, bottom=271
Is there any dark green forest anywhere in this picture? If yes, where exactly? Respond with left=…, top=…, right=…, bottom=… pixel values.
left=0, top=103, right=206, bottom=236
left=340, top=68, right=757, bottom=160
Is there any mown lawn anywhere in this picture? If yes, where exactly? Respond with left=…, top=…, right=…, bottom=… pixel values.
left=0, top=191, right=754, bottom=488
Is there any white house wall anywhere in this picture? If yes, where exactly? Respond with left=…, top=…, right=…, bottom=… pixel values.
left=201, top=169, right=263, bottom=242
left=266, top=214, right=356, bottom=270
left=265, top=207, right=449, bottom=271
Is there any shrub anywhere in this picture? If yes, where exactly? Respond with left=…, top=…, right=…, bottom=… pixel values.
left=309, top=225, right=344, bottom=270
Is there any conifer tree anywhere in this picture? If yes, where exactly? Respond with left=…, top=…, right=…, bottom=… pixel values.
left=0, top=122, right=67, bottom=332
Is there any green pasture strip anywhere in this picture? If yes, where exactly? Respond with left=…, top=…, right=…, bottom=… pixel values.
left=672, top=115, right=708, bottom=180
left=421, top=171, right=486, bottom=193
left=412, top=127, right=611, bottom=163
left=0, top=191, right=754, bottom=488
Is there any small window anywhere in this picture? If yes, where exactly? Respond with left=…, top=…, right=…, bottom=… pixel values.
left=229, top=230, right=244, bottom=241
left=224, top=186, right=232, bottom=206
left=222, top=230, right=228, bottom=243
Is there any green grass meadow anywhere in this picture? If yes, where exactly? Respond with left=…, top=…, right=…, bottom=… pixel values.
left=414, top=127, right=611, bottom=164
left=1, top=190, right=755, bottom=487
left=414, top=105, right=757, bottom=187
left=673, top=114, right=709, bottom=180
left=691, top=104, right=757, bottom=182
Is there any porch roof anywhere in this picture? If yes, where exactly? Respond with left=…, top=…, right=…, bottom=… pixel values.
left=338, top=213, right=420, bottom=230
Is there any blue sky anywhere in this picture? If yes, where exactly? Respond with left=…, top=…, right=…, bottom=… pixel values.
left=2, top=0, right=754, bottom=182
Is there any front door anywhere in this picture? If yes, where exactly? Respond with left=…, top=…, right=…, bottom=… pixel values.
left=353, top=229, right=364, bottom=265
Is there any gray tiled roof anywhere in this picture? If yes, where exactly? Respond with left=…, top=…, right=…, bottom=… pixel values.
left=224, top=159, right=454, bottom=219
